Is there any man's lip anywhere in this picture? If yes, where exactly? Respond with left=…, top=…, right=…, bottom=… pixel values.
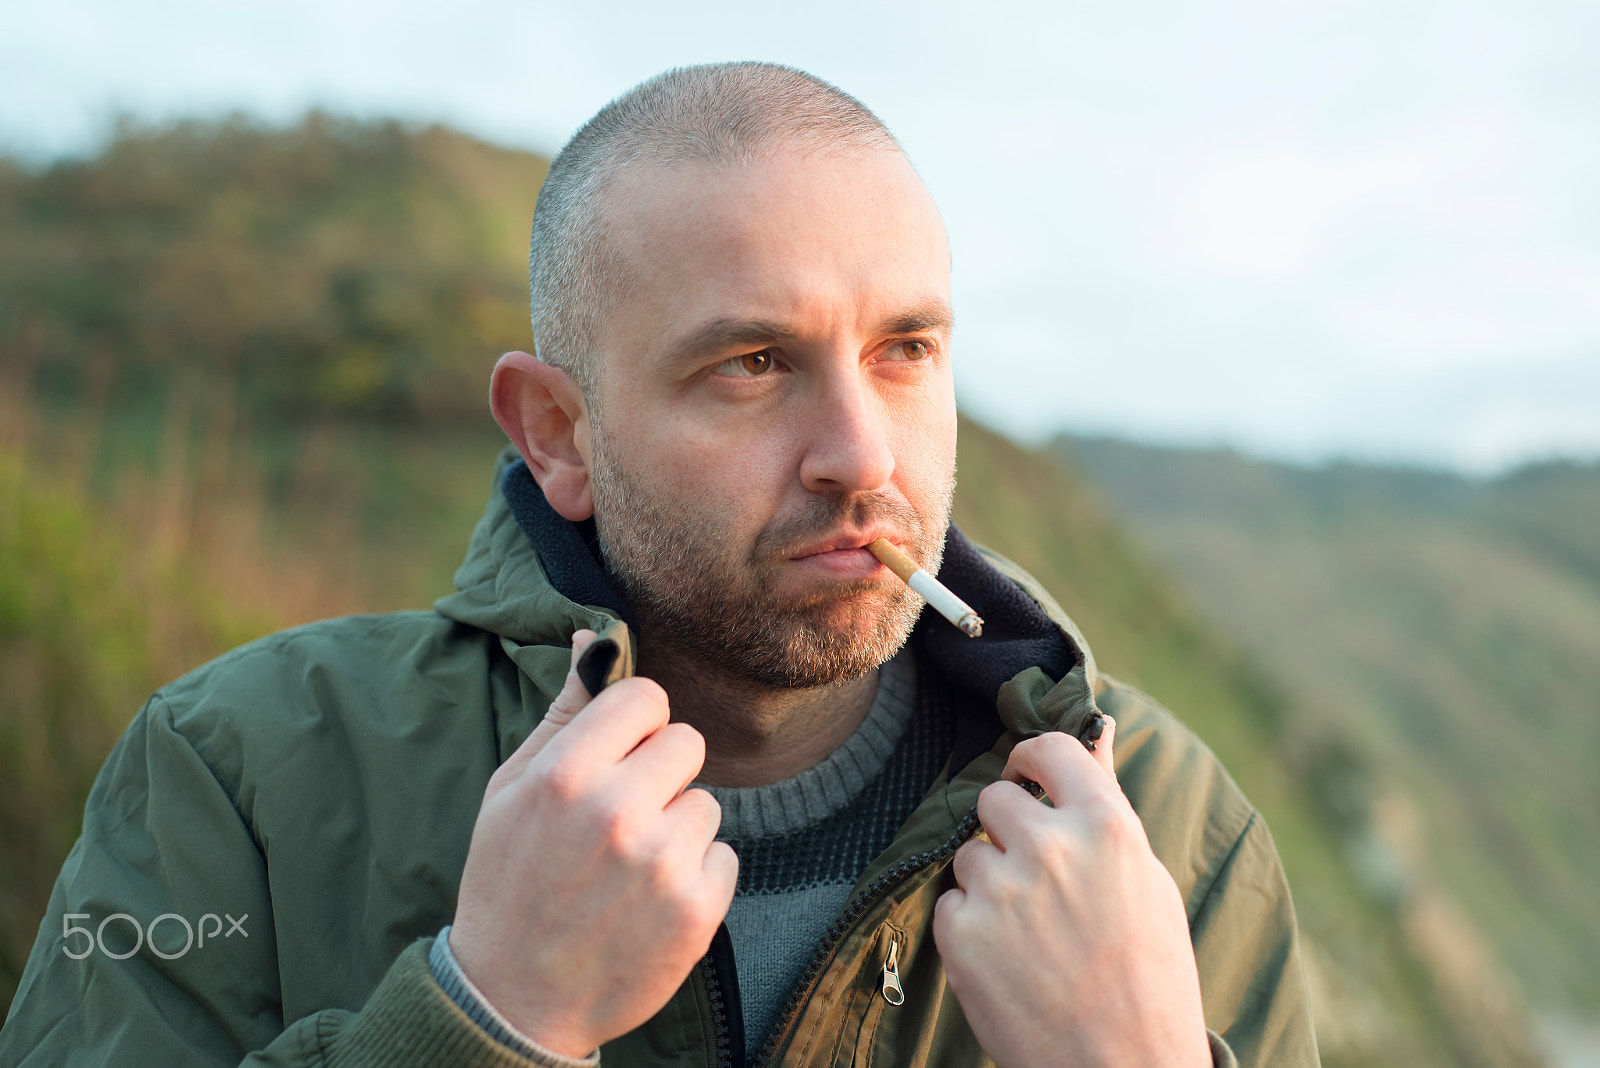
left=789, top=531, right=902, bottom=560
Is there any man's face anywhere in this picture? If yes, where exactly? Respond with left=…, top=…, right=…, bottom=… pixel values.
left=584, top=146, right=958, bottom=689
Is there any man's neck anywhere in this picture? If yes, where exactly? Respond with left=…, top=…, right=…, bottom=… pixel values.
left=634, top=637, right=880, bottom=788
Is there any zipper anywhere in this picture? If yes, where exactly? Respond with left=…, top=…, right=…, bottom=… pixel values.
left=880, top=937, right=905, bottom=1006
left=751, top=804, right=983, bottom=1068
left=701, top=923, right=745, bottom=1068
left=701, top=953, right=732, bottom=1068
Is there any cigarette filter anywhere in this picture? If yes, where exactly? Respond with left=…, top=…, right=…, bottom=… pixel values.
left=868, top=538, right=983, bottom=638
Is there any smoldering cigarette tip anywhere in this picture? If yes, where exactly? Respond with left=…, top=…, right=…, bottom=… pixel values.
left=867, top=538, right=983, bottom=639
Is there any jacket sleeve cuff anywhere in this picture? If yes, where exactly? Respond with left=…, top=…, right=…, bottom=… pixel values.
left=314, top=937, right=593, bottom=1068
left=1207, top=1028, right=1238, bottom=1068
left=430, top=926, right=601, bottom=1068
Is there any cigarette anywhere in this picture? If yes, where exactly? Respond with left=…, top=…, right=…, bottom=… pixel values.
left=868, top=538, right=983, bottom=638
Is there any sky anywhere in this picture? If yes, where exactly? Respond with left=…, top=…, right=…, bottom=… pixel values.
left=4, top=0, right=1598, bottom=473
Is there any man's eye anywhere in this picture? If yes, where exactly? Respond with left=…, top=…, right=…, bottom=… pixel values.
left=887, top=340, right=932, bottom=361
left=714, top=350, right=778, bottom=377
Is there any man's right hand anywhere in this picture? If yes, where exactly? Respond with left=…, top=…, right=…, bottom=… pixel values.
left=450, top=629, right=738, bottom=1058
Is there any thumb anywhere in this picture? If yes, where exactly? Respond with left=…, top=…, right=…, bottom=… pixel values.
left=540, top=629, right=602, bottom=734
left=1086, top=713, right=1116, bottom=781
left=499, top=629, right=599, bottom=779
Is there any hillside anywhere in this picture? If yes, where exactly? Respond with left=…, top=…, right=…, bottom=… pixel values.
left=0, top=114, right=1558, bottom=1065
left=1, top=111, right=544, bottom=424
left=1058, top=435, right=1600, bottom=1038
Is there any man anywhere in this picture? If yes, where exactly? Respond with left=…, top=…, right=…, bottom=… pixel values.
left=1, top=63, right=1318, bottom=1067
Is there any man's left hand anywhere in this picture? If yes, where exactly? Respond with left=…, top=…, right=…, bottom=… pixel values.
left=932, top=717, right=1213, bottom=1068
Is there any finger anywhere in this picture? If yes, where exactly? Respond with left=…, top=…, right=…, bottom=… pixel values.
left=974, top=777, right=1058, bottom=852
left=950, top=836, right=1002, bottom=890
left=1001, top=731, right=1114, bottom=812
left=702, top=840, right=740, bottom=911
left=546, top=629, right=602, bottom=729
left=931, top=885, right=967, bottom=947
left=615, top=721, right=708, bottom=804
left=500, top=630, right=599, bottom=777
left=664, top=786, right=724, bottom=846
left=542, top=675, right=673, bottom=768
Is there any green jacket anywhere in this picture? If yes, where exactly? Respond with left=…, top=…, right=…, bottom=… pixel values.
left=1, top=450, right=1318, bottom=1067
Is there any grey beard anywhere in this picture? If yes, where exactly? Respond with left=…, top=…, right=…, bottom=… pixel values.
left=589, top=443, right=950, bottom=691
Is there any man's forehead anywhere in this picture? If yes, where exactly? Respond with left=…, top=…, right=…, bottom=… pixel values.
left=602, top=145, right=944, bottom=249
left=583, top=145, right=951, bottom=378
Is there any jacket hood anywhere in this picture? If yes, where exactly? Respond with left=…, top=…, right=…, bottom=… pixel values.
left=435, top=447, right=1103, bottom=741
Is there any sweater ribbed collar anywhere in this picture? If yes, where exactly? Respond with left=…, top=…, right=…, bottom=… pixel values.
left=697, top=648, right=918, bottom=841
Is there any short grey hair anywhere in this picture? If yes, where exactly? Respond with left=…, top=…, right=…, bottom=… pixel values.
left=528, top=62, right=903, bottom=395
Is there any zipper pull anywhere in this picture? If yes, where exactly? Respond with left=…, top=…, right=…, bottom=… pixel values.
left=881, top=937, right=905, bottom=1006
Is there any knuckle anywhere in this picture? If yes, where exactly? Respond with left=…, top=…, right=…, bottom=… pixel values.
left=620, top=676, right=671, bottom=715
left=1019, top=730, right=1061, bottom=757
left=706, top=840, right=739, bottom=887
left=953, top=838, right=983, bottom=865
left=543, top=694, right=579, bottom=724
left=1091, top=798, right=1143, bottom=844
left=536, top=758, right=589, bottom=806
left=679, top=787, right=721, bottom=828
left=658, top=721, right=706, bottom=759
left=977, top=780, right=1011, bottom=805
left=660, top=867, right=717, bottom=927
left=1036, top=730, right=1077, bottom=762
left=639, top=845, right=676, bottom=891
left=1008, top=735, right=1043, bottom=764
left=600, top=806, right=649, bottom=861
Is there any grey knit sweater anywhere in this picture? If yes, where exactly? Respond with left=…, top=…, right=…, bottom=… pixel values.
left=701, top=647, right=954, bottom=1060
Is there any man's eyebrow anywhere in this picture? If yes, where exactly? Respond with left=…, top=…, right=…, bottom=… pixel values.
left=662, top=318, right=796, bottom=367
left=879, top=300, right=955, bottom=337
left=661, top=300, right=955, bottom=368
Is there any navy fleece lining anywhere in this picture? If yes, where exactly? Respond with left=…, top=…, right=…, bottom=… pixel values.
left=501, top=460, right=636, bottom=627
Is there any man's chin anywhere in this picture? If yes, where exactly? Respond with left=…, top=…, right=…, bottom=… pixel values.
left=724, top=634, right=902, bottom=691
left=618, top=564, right=925, bottom=691
left=720, top=591, right=922, bottom=690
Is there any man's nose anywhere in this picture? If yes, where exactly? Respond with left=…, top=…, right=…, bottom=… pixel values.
left=798, top=375, right=897, bottom=495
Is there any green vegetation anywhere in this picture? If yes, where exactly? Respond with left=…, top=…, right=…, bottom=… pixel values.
left=1060, top=435, right=1600, bottom=1044
left=2, top=111, right=543, bottom=424
left=0, top=445, right=275, bottom=998
left=964, top=422, right=1546, bottom=1067
left=0, top=113, right=1571, bottom=1065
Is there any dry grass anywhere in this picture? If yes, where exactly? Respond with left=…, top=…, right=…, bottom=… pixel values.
left=0, top=366, right=398, bottom=1006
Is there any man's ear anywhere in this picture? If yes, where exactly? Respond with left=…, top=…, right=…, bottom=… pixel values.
left=490, top=350, right=594, bottom=521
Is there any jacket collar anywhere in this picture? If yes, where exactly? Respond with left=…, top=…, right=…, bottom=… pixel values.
left=434, top=448, right=1102, bottom=742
